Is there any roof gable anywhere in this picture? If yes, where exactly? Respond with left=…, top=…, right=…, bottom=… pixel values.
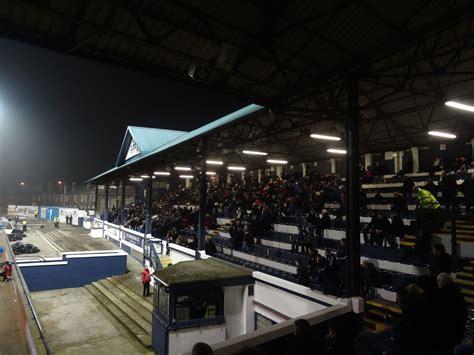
left=116, top=126, right=187, bottom=167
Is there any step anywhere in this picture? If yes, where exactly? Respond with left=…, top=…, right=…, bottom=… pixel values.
left=362, top=317, right=388, bottom=332
left=107, top=277, right=153, bottom=312
left=442, top=228, right=474, bottom=235
left=457, top=272, right=474, bottom=281
left=464, top=266, right=474, bottom=272
left=112, top=276, right=154, bottom=306
left=466, top=296, right=474, bottom=305
left=455, top=278, right=474, bottom=288
left=91, top=281, right=152, bottom=331
left=400, top=240, right=415, bottom=248
left=85, top=284, right=152, bottom=349
left=366, top=299, right=401, bottom=315
left=367, top=308, right=389, bottom=321
left=461, top=288, right=474, bottom=297
left=403, top=235, right=416, bottom=241
left=99, top=279, right=152, bottom=320
left=159, top=255, right=172, bottom=268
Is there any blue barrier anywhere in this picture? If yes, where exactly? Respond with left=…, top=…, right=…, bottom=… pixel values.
left=18, top=250, right=127, bottom=292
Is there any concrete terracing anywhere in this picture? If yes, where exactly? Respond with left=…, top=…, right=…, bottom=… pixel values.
left=15, top=223, right=120, bottom=258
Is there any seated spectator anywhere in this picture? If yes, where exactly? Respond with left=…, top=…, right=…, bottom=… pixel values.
left=430, top=244, right=451, bottom=276
left=373, top=161, right=388, bottom=177
left=363, top=212, right=391, bottom=246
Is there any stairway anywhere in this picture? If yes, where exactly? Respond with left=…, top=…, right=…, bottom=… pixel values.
left=399, top=234, right=415, bottom=248
left=441, top=220, right=474, bottom=243
left=84, top=275, right=153, bottom=350
left=362, top=298, right=401, bottom=333
left=455, top=261, right=474, bottom=305
left=159, top=254, right=172, bottom=267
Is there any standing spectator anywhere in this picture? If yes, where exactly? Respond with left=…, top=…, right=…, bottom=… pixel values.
left=360, top=260, right=379, bottom=298
left=461, top=174, right=474, bottom=215
left=434, top=273, right=467, bottom=354
left=424, top=178, right=437, bottom=195
left=288, top=319, right=313, bottom=355
left=413, top=186, right=441, bottom=253
left=2, top=261, right=12, bottom=282
left=392, top=192, right=408, bottom=217
left=402, top=176, right=415, bottom=198
left=141, top=266, right=151, bottom=297
left=430, top=244, right=451, bottom=276
left=439, top=170, right=458, bottom=210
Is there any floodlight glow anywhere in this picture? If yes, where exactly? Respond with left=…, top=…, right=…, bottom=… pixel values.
left=428, top=131, right=456, bottom=139
left=310, top=133, right=341, bottom=141
left=154, top=171, right=170, bottom=176
left=20, top=182, right=25, bottom=186
left=228, top=166, right=246, bottom=171
left=175, top=166, right=191, bottom=171
left=140, top=175, right=151, bottom=178
left=179, top=175, right=193, bottom=179
left=267, top=159, right=288, bottom=164
left=206, top=160, right=223, bottom=165
left=242, top=150, right=267, bottom=156
left=206, top=171, right=216, bottom=175
left=327, top=149, right=347, bottom=154
left=445, top=101, right=474, bottom=112
left=58, top=181, right=62, bottom=184
left=129, top=177, right=143, bottom=182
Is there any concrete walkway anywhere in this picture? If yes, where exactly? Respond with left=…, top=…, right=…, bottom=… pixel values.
left=31, top=286, right=153, bottom=354
left=0, top=232, right=29, bottom=355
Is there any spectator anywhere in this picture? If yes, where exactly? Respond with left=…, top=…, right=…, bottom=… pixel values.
left=430, top=244, right=451, bottom=276
left=2, top=261, right=12, bottom=282
left=288, top=319, right=313, bottom=355
left=192, top=342, right=214, bottom=355
left=439, top=170, right=458, bottom=210
left=360, top=260, right=379, bottom=298
left=434, top=273, right=467, bottom=354
left=141, top=266, right=151, bottom=297
left=402, top=176, right=415, bottom=197
left=424, top=177, right=437, bottom=195
left=392, top=192, right=408, bottom=217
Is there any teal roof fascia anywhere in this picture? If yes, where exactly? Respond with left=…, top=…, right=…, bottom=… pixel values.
left=87, top=104, right=266, bottom=183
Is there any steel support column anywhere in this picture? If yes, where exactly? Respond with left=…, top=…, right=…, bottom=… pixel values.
left=145, top=174, right=153, bottom=264
left=345, top=74, right=361, bottom=297
left=197, top=139, right=207, bottom=258
left=104, top=183, right=109, bottom=222
left=94, top=184, right=99, bottom=217
left=120, top=180, right=126, bottom=226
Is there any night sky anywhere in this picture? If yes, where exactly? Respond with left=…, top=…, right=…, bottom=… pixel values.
left=0, top=38, right=248, bottom=189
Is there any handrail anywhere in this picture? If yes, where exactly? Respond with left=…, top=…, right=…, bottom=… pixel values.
left=2, top=232, right=52, bottom=355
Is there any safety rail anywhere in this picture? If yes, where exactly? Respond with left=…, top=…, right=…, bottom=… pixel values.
left=2, top=231, right=52, bottom=355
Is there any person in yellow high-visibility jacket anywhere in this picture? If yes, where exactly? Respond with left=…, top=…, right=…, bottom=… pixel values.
left=413, top=186, right=440, bottom=209
left=413, top=186, right=441, bottom=252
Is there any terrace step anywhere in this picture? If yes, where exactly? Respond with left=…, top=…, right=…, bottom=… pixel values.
left=84, top=279, right=152, bottom=349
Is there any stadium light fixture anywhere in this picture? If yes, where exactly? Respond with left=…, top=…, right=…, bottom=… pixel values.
left=20, top=182, right=25, bottom=186
left=175, top=166, right=192, bottom=171
left=327, top=148, right=347, bottom=154
left=228, top=166, right=246, bottom=171
left=140, top=175, right=151, bottom=178
left=206, top=171, right=216, bottom=175
left=428, top=131, right=456, bottom=139
left=154, top=171, right=171, bottom=176
left=206, top=160, right=223, bottom=165
left=310, top=133, right=341, bottom=141
left=242, top=150, right=267, bottom=156
left=129, top=177, right=143, bottom=182
left=267, top=159, right=288, bottom=164
left=58, top=181, right=62, bottom=184
left=179, top=175, right=193, bottom=179
left=445, top=101, right=474, bottom=112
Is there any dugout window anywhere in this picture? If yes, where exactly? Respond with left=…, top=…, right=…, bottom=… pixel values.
left=172, top=289, right=223, bottom=323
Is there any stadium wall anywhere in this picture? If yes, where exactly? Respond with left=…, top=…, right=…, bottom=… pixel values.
left=17, top=250, right=127, bottom=292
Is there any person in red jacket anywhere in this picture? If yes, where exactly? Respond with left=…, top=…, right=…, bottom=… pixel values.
left=2, top=261, right=12, bottom=282
left=141, top=266, right=151, bottom=297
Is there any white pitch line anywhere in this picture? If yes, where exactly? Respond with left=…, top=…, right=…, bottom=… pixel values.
left=35, top=230, right=62, bottom=255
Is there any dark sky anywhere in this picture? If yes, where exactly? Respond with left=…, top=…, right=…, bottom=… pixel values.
left=0, top=38, right=248, bottom=188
